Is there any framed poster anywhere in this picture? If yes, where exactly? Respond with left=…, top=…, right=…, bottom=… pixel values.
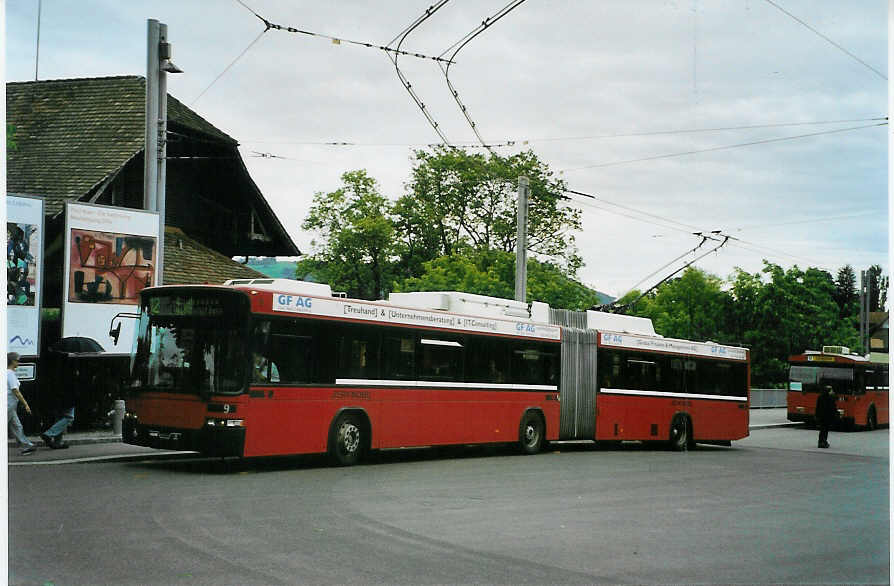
left=7, top=194, right=44, bottom=356
left=63, top=203, right=160, bottom=353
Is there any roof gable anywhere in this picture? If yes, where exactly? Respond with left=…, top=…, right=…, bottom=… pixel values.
left=7, top=76, right=236, bottom=215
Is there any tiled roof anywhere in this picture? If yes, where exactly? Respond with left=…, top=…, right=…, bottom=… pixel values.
left=163, top=228, right=266, bottom=285
left=6, top=76, right=236, bottom=216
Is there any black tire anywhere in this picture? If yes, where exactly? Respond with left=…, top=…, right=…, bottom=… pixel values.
left=866, top=407, right=877, bottom=431
left=329, top=412, right=365, bottom=466
left=668, top=414, right=693, bottom=451
left=518, top=411, right=545, bottom=455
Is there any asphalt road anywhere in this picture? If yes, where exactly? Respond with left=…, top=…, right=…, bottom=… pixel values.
left=9, top=426, right=889, bottom=585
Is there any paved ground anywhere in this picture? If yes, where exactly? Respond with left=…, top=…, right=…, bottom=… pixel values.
left=8, top=411, right=888, bottom=585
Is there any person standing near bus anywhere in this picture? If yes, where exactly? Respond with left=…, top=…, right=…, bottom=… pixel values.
left=7, top=352, right=36, bottom=455
left=815, top=385, right=837, bottom=449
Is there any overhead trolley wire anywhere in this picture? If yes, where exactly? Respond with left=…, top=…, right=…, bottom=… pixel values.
left=387, top=0, right=454, bottom=145
left=234, top=0, right=451, bottom=63
left=438, top=0, right=528, bottom=153
left=237, top=116, right=886, bottom=147
left=763, top=0, right=887, bottom=81
left=561, top=122, right=888, bottom=172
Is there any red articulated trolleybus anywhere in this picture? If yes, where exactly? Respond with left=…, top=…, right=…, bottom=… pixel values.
left=121, top=279, right=750, bottom=464
left=787, top=346, right=889, bottom=430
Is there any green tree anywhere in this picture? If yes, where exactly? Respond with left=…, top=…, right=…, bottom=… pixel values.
left=833, top=265, right=858, bottom=318
left=394, top=250, right=601, bottom=311
left=729, top=261, right=858, bottom=385
left=394, top=148, right=582, bottom=278
left=630, top=267, right=730, bottom=342
left=296, top=170, right=396, bottom=299
left=867, top=264, right=888, bottom=311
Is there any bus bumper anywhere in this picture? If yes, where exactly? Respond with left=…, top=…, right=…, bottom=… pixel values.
left=787, top=411, right=811, bottom=423
left=123, top=418, right=245, bottom=457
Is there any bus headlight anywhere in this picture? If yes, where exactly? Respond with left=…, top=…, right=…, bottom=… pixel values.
left=837, top=409, right=844, bottom=416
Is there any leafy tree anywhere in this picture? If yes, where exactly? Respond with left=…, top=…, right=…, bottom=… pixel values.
left=296, top=170, right=395, bottom=299
left=630, top=267, right=730, bottom=342
left=729, top=262, right=858, bottom=385
left=394, top=148, right=583, bottom=278
left=394, top=250, right=602, bottom=311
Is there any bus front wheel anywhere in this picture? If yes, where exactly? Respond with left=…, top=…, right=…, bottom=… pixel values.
left=329, top=412, right=365, bottom=466
left=518, top=411, right=545, bottom=455
left=669, top=414, right=693, bottom=451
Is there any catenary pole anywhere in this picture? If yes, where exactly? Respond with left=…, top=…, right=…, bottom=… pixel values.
left=156, top=22, right=169, bottom=281
left=143, top=20, right=160, bottom=214
left=515, top=176, right=529, bottom=302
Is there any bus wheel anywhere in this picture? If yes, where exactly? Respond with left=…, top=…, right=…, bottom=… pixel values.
left=329, top=412, right=364, bottom=466
left=866, top=407, right=877, bottom=431
left=519, top=411, right=545, bottom=455
left=668, top=414, right=693, bottom=451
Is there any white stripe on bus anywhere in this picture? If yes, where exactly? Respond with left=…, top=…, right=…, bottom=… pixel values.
left=335, top=379, right=558, bottom=391
left=599, top=388, right=748, bottom=402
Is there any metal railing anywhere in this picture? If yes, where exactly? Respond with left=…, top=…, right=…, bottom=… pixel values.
left=750, top=388, right=787, bottom=409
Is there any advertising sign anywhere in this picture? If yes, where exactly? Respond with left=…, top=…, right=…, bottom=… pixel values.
left=272, top=293, right=562, bottom=341
left=7, top=195, right=44, bottom=356
left=63, top=203, right=160, bottom=352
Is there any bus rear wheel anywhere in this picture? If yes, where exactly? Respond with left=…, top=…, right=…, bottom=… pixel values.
left=329, top=412, right=365, bottom=466
left=518, top=411, right=545, bottom=455
left=669, top=414, right=693, bottom=451
left=866, top=407, right=877, bottom=431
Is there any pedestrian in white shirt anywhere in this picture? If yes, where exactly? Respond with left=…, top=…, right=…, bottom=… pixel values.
left=7, top=352, right=36, bottom=455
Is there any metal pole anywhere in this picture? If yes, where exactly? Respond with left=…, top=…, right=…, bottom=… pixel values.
left=143, top=19, right=160, bottom=213
left=860, top=270, right=867, bottom=354
left=515, top=176, right=529, bottom=302
left=156, top=23, right=168, bottom=282
left=34, top=0, right=42, bottom=81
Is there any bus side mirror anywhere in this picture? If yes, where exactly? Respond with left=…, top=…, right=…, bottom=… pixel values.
left=109, top=322, right=122, bottom=345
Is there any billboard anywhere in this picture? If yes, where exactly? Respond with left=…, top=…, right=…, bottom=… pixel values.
left=63, top=203, right=160, bottom=352
left=7, top=195, right=45, bottom=356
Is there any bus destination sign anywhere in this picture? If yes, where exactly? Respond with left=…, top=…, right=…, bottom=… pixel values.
left=149, top=295, right=227, bottom=317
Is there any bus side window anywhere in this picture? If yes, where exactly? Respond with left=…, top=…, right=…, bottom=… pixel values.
left=382, top=333, right=415, bottom=380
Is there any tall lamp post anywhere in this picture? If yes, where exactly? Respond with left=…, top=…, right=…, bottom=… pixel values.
left=144, top=19, right=183, bottom=283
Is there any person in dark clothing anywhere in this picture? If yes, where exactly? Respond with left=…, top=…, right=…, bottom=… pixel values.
left=815, top=385, right=838, bottom=449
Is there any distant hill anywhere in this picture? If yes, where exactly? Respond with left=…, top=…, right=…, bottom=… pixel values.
left=243, top=257, right=302, bottom=280
left=243, top=257, right=614, bottom=306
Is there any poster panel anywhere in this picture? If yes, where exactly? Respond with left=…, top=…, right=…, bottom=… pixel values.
left=7, top=195, right=44, bottom=356
left=63, top=203, right=160, bottom=353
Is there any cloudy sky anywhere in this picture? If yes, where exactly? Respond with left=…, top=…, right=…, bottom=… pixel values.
left=6, top=0, right=888, bottom=297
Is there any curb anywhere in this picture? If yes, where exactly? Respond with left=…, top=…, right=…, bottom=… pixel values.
left=9, top=450, right=199, bottom=466
left=9, top=435, right=122, bottom=448
left=749, top=422, right=803, bottom=430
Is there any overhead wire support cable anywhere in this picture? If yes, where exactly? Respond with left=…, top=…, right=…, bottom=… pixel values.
left=562, top=122, right=888, bottom=171
left=192, top=27, right=267, bottom=105
left=235, top=0, right=452, bottom=63
left=564, top=188, right=704, bottom=233
left=438, top=0, right=528, bottom=154
left=387, top=0, right=454, bottom=145
left=763, top=0, right=886, bottom=80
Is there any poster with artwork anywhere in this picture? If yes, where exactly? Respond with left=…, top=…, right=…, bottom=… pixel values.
left=6, top=195, right=44, bottom=356
left=63, top=203, right=160, bottom=353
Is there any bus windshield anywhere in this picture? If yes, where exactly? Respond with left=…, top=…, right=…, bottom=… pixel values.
left=130, top=290, right=250, bottom=395
left=789, top=365, right=854, bottom=394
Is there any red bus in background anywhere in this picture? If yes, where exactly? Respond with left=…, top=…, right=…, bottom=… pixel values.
left=787, top=346, right=889, bottom=430
left=122, top=279, right=749, bottom=464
